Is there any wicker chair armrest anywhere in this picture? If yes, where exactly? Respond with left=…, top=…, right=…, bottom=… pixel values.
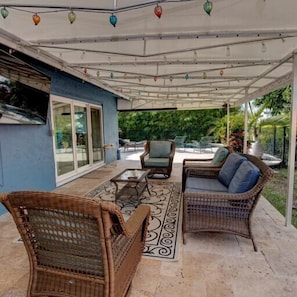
left=186, top=166, right=221, bottom=179
left=102, top=202, right=150, bottom=241
left=182, top=158, right=212, bottom=166
left=169, top=150, right=175, bottom=158
left=140, top=151, right=149, bottom=161
left=101, top=202, right=150, bottom=237
left=124, top=205, right=151, bottom=238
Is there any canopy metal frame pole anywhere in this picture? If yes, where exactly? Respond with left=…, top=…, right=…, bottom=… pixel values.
left=286, top=53, right=297, bottom=226
left=243, top=88, right=249, bottom=154
left=226, top=101, right=230, bottom=146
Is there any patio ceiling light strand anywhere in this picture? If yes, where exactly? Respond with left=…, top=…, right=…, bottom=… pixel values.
left=0, top=0, right=213, bottom=26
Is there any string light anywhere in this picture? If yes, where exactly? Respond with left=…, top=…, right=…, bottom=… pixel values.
left=68, top=10, right=76, bottom=24
left=0, top=7, right=8, bottom=19
left=203, top=0, right=213, bottom=16
left=32, top=13, right=41, bottom=25
left=261, top=42, right=266, bottom=53
left=154, top=4, right=162, bottom=18
left=109, top=14, right=117, bottom=27
left=0, top=2, right=213, bottom=26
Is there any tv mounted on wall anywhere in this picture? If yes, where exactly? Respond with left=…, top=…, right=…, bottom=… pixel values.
left=0, top=48, right=51, bottom=125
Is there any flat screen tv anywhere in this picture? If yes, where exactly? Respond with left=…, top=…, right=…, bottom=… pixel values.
left=0, top=48, right=51, bottom=125
left=0, top=77, right=50, bottom=125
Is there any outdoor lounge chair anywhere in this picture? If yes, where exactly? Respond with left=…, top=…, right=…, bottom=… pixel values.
left=172, top=135, right=187, bottom=149
left=123, top=140, right=145, bottom=152
left=0, top=191, right=150, bottom=297
left=140, top=140, right=176, bottom=178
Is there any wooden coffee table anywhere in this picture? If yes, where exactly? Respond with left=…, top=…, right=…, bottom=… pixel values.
left=110, top=168, right=151, bottom=205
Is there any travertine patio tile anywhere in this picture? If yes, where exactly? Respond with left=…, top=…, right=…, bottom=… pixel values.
left=160, top=258, right=183, bottom=277
left=132, top=258, right=162, bottom=294
left=0, top=264, right=27, bottom=295
left=231, top=274, right=296, bottom=297
left=263, top=249, right=297, bottom=278
left=183, top=232, right=244, bottom=257
left=129, top=288, right=155, bottom=297
left=155, top=275, right=207, bottom=297
left=0, top=288, right=25, bottom=297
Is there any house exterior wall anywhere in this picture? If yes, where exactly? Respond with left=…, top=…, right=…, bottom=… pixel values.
left=0, top=61, right=119, bottom=214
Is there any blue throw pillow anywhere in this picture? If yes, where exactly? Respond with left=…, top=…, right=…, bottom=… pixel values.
left=211, top=147, right=229, bottom=166
left=218, top=153, right=246, bottom=187
left=228, top=160, right=260, bottom=193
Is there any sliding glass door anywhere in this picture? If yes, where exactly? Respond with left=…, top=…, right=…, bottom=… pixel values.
left=91, top=107, right=103, bottom=163
left=52, top=97, right=104, bottom=183
left=53, top=101, right=75, bottom=176
left=74, top=105, right=89, bottom=168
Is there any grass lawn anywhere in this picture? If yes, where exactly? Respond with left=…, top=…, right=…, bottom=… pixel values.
left=262, top=168, right=297, bottom=228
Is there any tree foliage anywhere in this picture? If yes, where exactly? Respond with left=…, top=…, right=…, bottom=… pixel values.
left=118, top=109, right=226, bottom=142
left=118, top=85, right=292, bottom=154
left=210, top=112, right=245, bottom=144
left=254, top=85, right=291, bottom=115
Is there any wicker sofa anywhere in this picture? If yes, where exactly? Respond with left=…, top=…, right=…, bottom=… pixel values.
left=182, top=152, right=274, bottom=251
left=0, top=191, right=151, bottom=297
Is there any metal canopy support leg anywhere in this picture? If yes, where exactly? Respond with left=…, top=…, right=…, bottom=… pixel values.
left=286, top=53, right=297, bottom=226
left=243, top=88, right=249, bottom=154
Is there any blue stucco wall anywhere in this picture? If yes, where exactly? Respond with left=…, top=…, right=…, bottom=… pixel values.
left=0, top=60, right=119, bottom=215
left=0, top=124, right=55, bottom=191
left=0, top=123, right=55, bottom=215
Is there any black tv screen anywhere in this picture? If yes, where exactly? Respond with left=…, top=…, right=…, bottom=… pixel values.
left=0, top=47, right=51, bottom=125
left=0, top=78, right=49, bottom=124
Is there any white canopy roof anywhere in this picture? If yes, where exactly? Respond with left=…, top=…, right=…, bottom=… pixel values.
left=0, top=0, right=296, bottom=110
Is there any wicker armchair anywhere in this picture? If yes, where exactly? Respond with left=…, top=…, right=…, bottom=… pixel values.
left=182, top=154, right=274, bottom=251
left=0, top=191, right=150, bottom=297
left=140, top=140, right=176, bottom=178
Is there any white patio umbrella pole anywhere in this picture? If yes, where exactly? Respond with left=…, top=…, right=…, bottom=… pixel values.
left=243, top=89, right=249, bottom=154
left=286, top=53, right=297, bottom=226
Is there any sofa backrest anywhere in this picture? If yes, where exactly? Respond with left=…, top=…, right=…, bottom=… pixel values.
left=218, top=153, right=247, bottom=187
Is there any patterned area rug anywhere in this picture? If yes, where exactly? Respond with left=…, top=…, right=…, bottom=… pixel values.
left=86, top=180, right=182, bottom=261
